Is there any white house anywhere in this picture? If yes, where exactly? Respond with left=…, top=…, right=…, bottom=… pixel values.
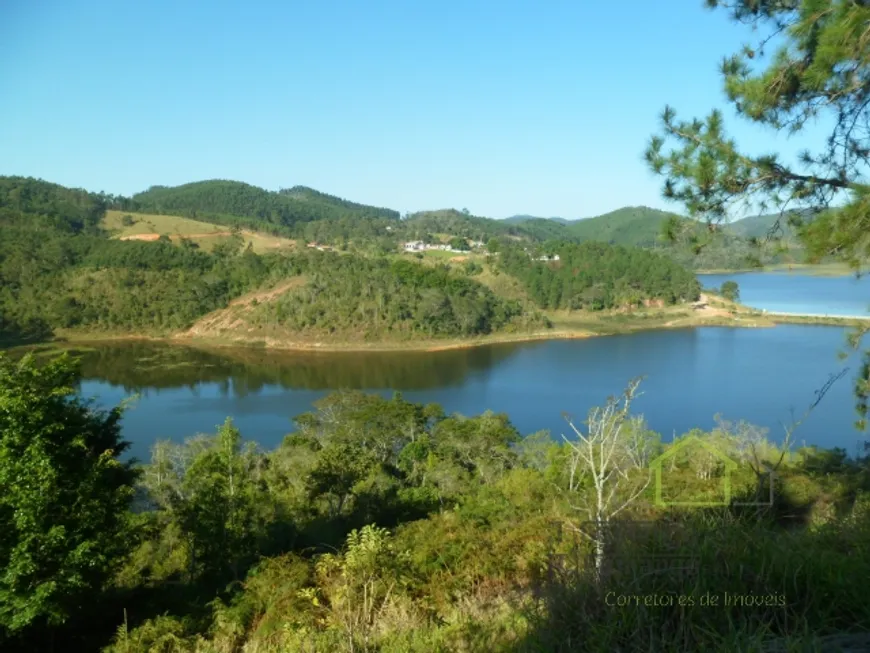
left=403, top=241, right=425, bottom=252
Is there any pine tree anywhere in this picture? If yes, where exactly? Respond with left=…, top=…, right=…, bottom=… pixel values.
left=645, top=0, right=870, bottom=428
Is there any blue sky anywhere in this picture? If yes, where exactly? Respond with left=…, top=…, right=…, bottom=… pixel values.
left=0, top=0, right=828, bottom=219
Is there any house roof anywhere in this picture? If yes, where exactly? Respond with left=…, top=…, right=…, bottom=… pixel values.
left=650, top=436, right=738, bottom=470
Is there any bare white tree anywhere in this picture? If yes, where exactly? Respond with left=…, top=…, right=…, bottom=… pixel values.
left=561, top=377, right=652, bottom=580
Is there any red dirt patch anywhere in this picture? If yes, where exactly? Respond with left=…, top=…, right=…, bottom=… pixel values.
left=119, top=234, right=161, bottom=242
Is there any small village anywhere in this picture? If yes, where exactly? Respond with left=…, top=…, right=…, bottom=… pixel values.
left=402, top=239, right=560, bottom=261
left=401, top=239, right=485, bottom=253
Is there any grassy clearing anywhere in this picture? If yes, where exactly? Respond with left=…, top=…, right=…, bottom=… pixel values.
left=762, top=313, right=870, bottom=326
left=102, top=210, right=227, bottom=236
left=101, top=210, right=296, bottom=253
left=476, top=267, right=531, bottom=302
left=420, top=249, right=463, bottom=260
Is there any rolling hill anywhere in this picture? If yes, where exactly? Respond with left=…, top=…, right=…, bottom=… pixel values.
left=725, top=209, right=816, bottom=241
left=131, top=180, right=401, bottom=233
left=504, top=214, right=573, bottom=224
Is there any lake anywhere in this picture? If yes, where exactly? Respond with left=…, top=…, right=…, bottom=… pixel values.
left=698, top=271, right=870, bottom=316
left=74, top=324, right=868, bottom=462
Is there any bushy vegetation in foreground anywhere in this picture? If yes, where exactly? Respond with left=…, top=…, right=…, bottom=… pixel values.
left=2, top=353, right=870, bottom=652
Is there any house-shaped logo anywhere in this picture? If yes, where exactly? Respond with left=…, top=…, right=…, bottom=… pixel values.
left=649, top=437, right=738, bottom=507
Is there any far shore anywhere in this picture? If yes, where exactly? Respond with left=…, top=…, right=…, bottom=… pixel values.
left=11, top=299, right=865, bottom=356
left=696, top=262, right=863, bottom=277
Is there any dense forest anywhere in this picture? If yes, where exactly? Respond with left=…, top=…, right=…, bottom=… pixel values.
left=133, top=180, right=399, bottom=225
left=241, top=252, right=547, bottom=339
left=0, top=177, right=274, bottom=339
left=2, top=354, right=869, bottom=652
left=497, top=240, right=701, bottom=310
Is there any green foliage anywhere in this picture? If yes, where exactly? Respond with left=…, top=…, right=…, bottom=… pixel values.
left=719, top=280, right=740, bottom=302
left=135, top=422, right=277, bottom=586
left=448, top=236, right=469, bottom=251
left=0, top=360, right=859, bottom=653
left=175, top=420, right=270, bottom=581
left=246, top=252, right=546, bottom=338
left=463, top=260, right=483, bottom=276
left=498, top=241, right=700, bottom=310
left=0, top=353, right=138, bottom=637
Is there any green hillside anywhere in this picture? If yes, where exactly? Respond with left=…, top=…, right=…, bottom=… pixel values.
left=403, top=209, right=525, bottom=241
left=726, top=210, right=815, bottom=241
left=503, top=214, right=572, bottom=224
left=566, top=206, right=679, bottom=247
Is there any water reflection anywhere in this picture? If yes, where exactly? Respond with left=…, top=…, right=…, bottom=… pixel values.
left=72, top=341, right=524, bottom=396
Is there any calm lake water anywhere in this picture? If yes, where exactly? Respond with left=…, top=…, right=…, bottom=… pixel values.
left=698, top=271, right=870, bottom=316
left=74, top=324, right=868, bottom=462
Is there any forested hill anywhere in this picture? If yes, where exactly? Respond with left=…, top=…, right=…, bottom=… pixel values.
left=564, top=206, right=677, bottom=247
left=131, top=180, right=400, bottom=230
left=0, top=176, right=547, bottom=347
left=402, top=209, right=574, bottom=243
left=497, top=240, right=701, bottom=310
left=0, top=176, right=109, bottom=232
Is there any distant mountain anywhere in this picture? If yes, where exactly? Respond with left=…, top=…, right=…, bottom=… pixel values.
left=725, top=209, right=816, bottom=241
left=503, top=215, right=573, bottom=224
left=402, top=209, right=579, bottom=243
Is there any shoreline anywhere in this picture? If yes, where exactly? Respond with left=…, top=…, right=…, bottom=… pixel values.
left=696, top=263, right=862, bottom=277
left=14, top=308, right=864, bottom=356
left=38, top=329, right=598, bottom=354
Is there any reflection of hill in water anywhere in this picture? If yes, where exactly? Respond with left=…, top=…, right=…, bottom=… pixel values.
left=72, top=341, right=525, bottom=395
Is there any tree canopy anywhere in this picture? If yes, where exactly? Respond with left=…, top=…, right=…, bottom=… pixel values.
left=498, top=241, right=701, bottom=310
left=0, top=353, right=138, bottom=637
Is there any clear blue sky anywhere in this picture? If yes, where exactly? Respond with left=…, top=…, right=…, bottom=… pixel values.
left=0, top=0, right=827, bottom=219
